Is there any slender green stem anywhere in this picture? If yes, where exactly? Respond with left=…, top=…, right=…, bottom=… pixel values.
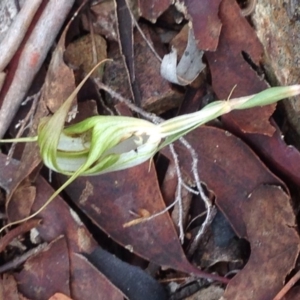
left=0, top=136, right=38, bottom=143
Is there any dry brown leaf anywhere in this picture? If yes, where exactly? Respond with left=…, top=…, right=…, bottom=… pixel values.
left=222, top=185, right=300, bottom=300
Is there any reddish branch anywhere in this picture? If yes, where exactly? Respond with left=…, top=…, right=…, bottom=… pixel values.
left=0, top=219, right=41, bottom=253
left=273, top=270, right=300, bottom=300
left=0, top=0, right=43, bottom=72
left=0, top=0, right=76, bottom=138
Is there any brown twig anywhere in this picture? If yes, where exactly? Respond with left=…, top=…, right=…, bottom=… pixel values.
left=124, top=0, right=162, bottom=62
left=0, top=219, right=41, bottom=253
left=0, top=0, right=76, bottom=138
left=0, top=242, right=47, bottom=274
left=273, top=270, right=300, bottom=300
left=87, top=9, right=98, bottom=66
left=0, top=0, right=43, bottom=72
left=181, top=136, right=217, bottom=257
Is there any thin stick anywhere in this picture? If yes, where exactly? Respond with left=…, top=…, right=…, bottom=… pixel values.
left=94, top=79, right=161, bottom=123
left=0, top=0, right=76, bottom=139
left=87, top=9, right=98, bottom=66
left=186, top=211, right=207, bottom=230
left=124, top=0, right=162, bottom=62
left=0, top=219, right=41, bottom=253
left=273, top=270, right=300, bottom=300
left=0, top=243, right=47, bottom=274
left=169, top=143, right=184, bottom=242
left=179, top=137, right=217, bottom=256
left=0, top=0, right=43, bottom=72
left=123, top=195, right=179, bottom=227
left=6, top=90, right=40, bottom=164
left=188, top=205, right=217, bottom=256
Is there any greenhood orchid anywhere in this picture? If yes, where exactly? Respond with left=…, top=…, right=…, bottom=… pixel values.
left=1, top=60, right=300, bottom=231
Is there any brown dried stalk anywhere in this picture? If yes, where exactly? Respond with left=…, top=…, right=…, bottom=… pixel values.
left=0, top=0, right=76, bottom=138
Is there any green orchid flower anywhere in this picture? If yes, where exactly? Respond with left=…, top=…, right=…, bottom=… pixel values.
left=1, top=59, right=300, bottom=231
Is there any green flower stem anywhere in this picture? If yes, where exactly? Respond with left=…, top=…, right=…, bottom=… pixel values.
left=0, top=136, right=38, bottom=143
left=158, top=85, right=300, bottom=148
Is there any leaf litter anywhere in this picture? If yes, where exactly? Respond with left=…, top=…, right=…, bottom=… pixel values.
left=0, top=0, right=300, bottom=299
